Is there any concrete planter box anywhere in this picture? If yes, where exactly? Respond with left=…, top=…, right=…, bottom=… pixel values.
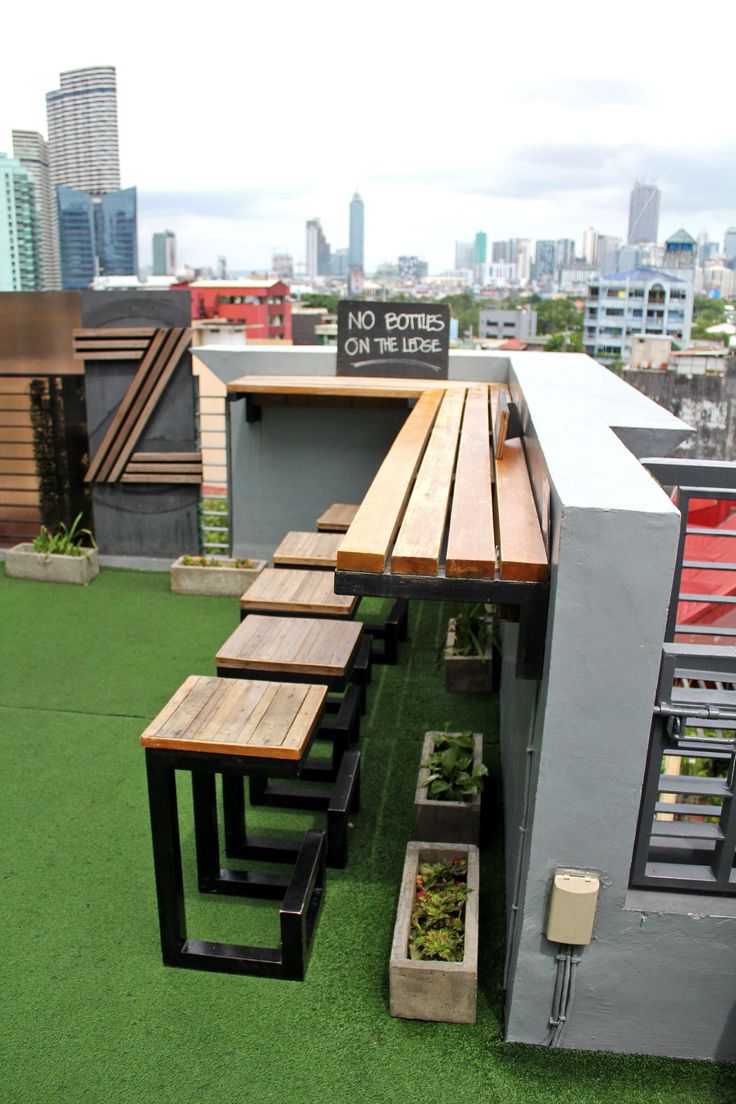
left=4, top=543, right=99, bottom=585
left=170, top=556, right=266, bottom=597
left=414, top=731, right=483, bottom=845
left=444, top=617, right=493, bottom=693
left=389, top=841, right=479, bottom=1024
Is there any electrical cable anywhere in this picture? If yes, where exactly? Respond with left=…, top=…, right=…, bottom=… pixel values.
left=546, top=944, right=583, bottom=1047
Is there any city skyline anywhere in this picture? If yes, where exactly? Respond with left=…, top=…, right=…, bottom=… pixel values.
left=1, top=1, right=735, bottom=273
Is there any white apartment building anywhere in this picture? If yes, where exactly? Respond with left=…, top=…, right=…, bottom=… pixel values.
left=11, top=130, right=60, bottom=289
left=479, top=306, right=537, bottom=341
left=46, top=67, right=120, bottom=195
left=584, top=266, right=693, bottom=365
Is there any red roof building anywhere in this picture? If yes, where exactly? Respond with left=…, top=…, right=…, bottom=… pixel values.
left=174, top=279, right=292, bottom=341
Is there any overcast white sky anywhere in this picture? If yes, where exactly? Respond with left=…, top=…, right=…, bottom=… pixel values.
left=2, top=0, right=735, bottom=273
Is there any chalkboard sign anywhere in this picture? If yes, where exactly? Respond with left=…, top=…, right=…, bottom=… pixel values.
left=336, top=301, right=450, bottom=379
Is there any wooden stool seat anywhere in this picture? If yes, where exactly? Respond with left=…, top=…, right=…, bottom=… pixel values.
left=273, top=531, right=343, bottom=570
left=215, top=616, right=366, bottom=868
left=317, top=503, right=359, bottom=533
left=216, top=614, right=363, bottom=685
left=141, top=675, right=328, bottom=979
left=241, top=567, right=358, bottom=620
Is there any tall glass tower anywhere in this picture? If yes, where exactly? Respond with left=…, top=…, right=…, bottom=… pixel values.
left=0, top=153, right=43, bottom=291
left=12, top=130, right=61, bottom=289
left=46, top=67, right=121, bottom=196
left=349, top=192, right=364, bottom=271
left=57, top=185, right=138, bottom=289
left=627, top=182, right=660, bottom=245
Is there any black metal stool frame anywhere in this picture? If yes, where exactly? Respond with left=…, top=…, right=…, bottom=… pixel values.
left=145, top=746, right=326, bottom=979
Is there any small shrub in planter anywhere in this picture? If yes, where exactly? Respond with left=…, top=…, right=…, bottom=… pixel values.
left=390, top=842, right=479, bottom=1023
left=443, top=604, right=495, bottom=693
left=170, top=554, right=266, bottom=596
left=4, top=513, right=99, bottom=585
left=414, top=731, right=486, bottom=844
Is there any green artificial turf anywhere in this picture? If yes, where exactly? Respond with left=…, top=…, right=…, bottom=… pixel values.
left=1, top=568, right=733, bottom=1104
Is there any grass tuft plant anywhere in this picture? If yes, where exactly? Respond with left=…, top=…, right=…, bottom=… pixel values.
left=32, top=513, right=96, bottom=558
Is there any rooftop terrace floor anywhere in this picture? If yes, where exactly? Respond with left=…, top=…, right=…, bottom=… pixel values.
left=1, top=568, right=733, bottom=1102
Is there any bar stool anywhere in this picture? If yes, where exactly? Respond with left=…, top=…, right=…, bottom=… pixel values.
left=215, top=615, right=366, bottom=867
left=141, top=674, right=327, bottom=979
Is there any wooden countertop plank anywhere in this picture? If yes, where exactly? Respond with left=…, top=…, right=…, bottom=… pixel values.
left=391, top=388, right=466, bottom=576
left=226, top=375, right=472, bottom=399
left=336, top=389, right=444, bottom=573
left=495, top=438, right=548, bottom=581
left=446, top=386, right=496, bottom=579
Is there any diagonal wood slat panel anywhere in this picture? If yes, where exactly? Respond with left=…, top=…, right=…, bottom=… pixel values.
left=107, top=328, right=192, bottom=483
left=85, top=329, right=167, bottom=482
left=336, top=389, right=444, bottom=574
left=446, top=386, right=496, bottom=579
left=391, top=388, right=466, bottom=576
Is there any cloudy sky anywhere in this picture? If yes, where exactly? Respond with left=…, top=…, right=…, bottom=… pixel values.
left=2, top=0, right=735, bottom=274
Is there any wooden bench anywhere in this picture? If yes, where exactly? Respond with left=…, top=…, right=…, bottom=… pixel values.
left=140, top=675, right=327, bottom=979
left=215, top=615, right=366, bottom=868
left=317, top=503, right=359, bottom=533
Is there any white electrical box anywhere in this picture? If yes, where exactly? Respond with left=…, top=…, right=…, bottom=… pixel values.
left=546, top=870, right=600, bottom=945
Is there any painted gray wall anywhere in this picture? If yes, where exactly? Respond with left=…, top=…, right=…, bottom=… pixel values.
left=500, top=356, right=736, bottom=1061
left=625, top=361, right=736, bottom=460
left=202, top=344, right=736, bottom=1060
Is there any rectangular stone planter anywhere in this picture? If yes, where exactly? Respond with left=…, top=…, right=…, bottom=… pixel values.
left=414, top=731, right=483, bottom=845
left=170, top=556, right=266, bottom=597
left=4, top=543, right=99, bottom=585
left=444, top=617, right=493, bottom=693
left=390, top=841, right=479, bottom=1024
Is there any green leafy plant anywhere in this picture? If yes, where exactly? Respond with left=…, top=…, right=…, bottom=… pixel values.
left=446, top=604, right=492, bottom=658
left=32, top=512, right=96, bottom=558
left=409, top=857, right=469, bottom=962
left=180, top=555, right=256, bottom=569
left=421, top=731, right=488, bottom=801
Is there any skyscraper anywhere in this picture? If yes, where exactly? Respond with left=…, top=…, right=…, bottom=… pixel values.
left=153, top=230, right=177, bottom=276
left=46, top=66, right=120, bottom=195
left=0, top=152, right=43, bottom=291
left=349, top=192, right=364, bottom=272
left=306, top=218, right=331, bottom=277
left=11, top=130, right=60, bottom=288
left=455, top=241, right=474, bottom=270
left=57, top=185, right=137, bottom=289
left=534, top=240, right=556, bottom=282
left=627, top=182, right=660, bottom=245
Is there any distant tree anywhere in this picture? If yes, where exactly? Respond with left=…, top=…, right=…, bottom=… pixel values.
left=544, top=331, right=583, bottom=353
left=442, top=292, right=479, bottom=337
left=535, top=298, right=583, bottom=336
left=299, top=293, right=341, bottom=312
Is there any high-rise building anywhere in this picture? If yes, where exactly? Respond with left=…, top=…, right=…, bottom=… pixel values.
left=11, top=130, right=60, bottom=288
left=398, top=256, right=428, bottom=280
left=474, top=232, right=487, bottom=265
left=534, top=240, right=556, bottom=283
left=455, top=241, right=474, bottom=270
left=597, top=235, right=623, bottom=274
left=329, top=248, right=348, bottom=279
left=663, top=228, right=697, bottom=275
left=515, top=240, right=532, bottom=284
left=57, top=185, right=137, bottom=289
left=627, top=182, right=660, bottom=245
left=0, top=152, right=43, bottom=291
left=153, top=230, right=177, bottom=276
left=272, top=252, right=293, bottom=280
left=723, top=228, right=736, bottom=262
left=46, top=66, right=120, bottom=195
left=305, top=218, right=331, bottom=278
left=349, top=192, right=364, bottom=272
left=582, top=228, right=598, bottom=266
left=492, top=240, right=508, bottom=263
left=555, top=239, right=576, bottom=267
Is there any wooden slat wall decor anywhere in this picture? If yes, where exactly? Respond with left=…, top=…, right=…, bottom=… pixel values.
left=0, top=377, right=42, bottom=543
left=78, top=327, right=200, bottom=486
